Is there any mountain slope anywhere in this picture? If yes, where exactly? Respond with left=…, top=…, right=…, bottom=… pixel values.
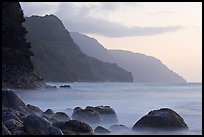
left=23, top=15, right=133, bottom=82
left=2, top=2, right=43, bottom=88
left=70, top=32, right=115, bottom=63
left=70, top=32, right=186, bottom=83
left=109, top=50, right=186, bottom=83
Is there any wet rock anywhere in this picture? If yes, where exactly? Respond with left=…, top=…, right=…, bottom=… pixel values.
left=72, top=107, right=101, bottom=124
left=60, top=85, right=71, bottom=88
left=2, top=108, right=21, bottom=122
left=132, top=108, right=188, bottom=131
left=24, top=115, right=63, bottom=135
left=52, top=120, right=93, bottom=135
left=52, top=122, right=75, bottom=135
left=66, top=120, right=93, bottom=134
left=43, top=85, right=57, bottom=89
left=86, top=106, right=118, bottom=124
left=42, top=115, right=58, bottom=123
left=2, top=89, right=27, bottom=110
left=2, top=122, right=12, bottom=135
left=4, top=119, right=24, bottom=135
left=94, top=126, right=110, bottom=134
left=2, top=107, right=27, bottom=123
left=41, top=108, right=54, bottom=116
left=61, top=130, right=77, bottom=135
left=52, top=112, right=70, bottom=122
left=110, top=124, right=129, bottom=132
left=27, top=104, right=43, bottom=113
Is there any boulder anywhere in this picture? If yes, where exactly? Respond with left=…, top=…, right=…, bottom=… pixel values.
left=27, top=104, right=43, bottom=113
left=52, top=112, right=70, bottom=122
left=2, top=109, right=21, bottom=123
left=2, top=89, right=27, bottom=110
left=2, top=107, right=27, bottom=123
left=132, top=108, right=188, bottom=131
left=52, top=120, right=93, bottom=135
left=41, top=108, right=54, bottom=116
left=72, top=107, right=101, bottom=124
left=60, top=85, right=71, bottom=88
left=52, top=121, right=75, bottom=135
left=24, top=115, right=63, bottom=135
left=86, top=106, right=118, bottom=124
left=94, top=126, right=110, bottom=134
left=42, top=115, right=58, bottom=123
left=43, top=85, right=57, bottom=89
left=4, top=119, right=24, bottom=135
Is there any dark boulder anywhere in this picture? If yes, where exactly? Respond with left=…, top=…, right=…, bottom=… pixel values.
left=52, top=112, right=70, bottom=122
left=2, top=108, right=22, bottom=123
left=24, top=115, right=63, bottom=135
left=86, top=106, right=118, bottom=124
left=41, top=108, right=54, bottom=116
left=94, top=126, right=110, bottom=134
left=2, top=89, right=27, bottom=110
left=4, top=119, right=24, bottom=135
left=2, top=106, right=28, bottom=123
left=132, top=108, right=188, bottom=131
left=52, top=122, right=75, bottom=135
left=72, top=107, right=101, bottom=124
left=64, top=120, right=93, bottom=135
left=27, top=104, right=43, bottom=113
left=52, top=120, right=93, bottom=135
left=60, top=85, right=71, bottom=88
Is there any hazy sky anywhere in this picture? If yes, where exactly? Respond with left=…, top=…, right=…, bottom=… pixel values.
left=20, top=2, right=202, bottom=82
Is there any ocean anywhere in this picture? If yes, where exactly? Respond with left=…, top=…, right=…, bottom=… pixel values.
left=14, top=82, right=202, bottom=135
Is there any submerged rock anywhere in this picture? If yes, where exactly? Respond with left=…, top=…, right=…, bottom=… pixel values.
left=132, top=108, right=188, bottom=131
left=72, top=106, right=118, bottom=124
left=86, top=106, right=118, bottom=124
left=110, top=124, right=129, bottom=132
left=24, top=115, right=63, bottom=135
left=94, top=126, right=110, bottom=134
left=43, top=85, right=57, bottom=89
left=72, top=107, right=101, bottom=124
left=60, top=85, right=71, bottom=88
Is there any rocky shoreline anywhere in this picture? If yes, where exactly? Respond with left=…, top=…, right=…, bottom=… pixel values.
left=2, top=89, right=188, bottom=135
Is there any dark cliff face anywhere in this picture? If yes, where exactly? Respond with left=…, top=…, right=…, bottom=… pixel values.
left=2, top=2, right=43, bottom=88
left=70, top=32, right=186, bottom=83
left=23, top=15, right=133, bottom=82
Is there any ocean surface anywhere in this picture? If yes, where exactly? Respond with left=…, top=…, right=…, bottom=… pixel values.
left=14, top=82, right=202, bottom=135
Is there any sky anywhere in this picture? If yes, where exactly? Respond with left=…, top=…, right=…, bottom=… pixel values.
left=20, top=2, right=202, bottom=82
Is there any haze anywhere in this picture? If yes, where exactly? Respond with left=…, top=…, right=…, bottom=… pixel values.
left=20, top=2, right=202, bottom=82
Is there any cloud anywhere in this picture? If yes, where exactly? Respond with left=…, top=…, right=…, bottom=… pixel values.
left=61, top=15, right=181, bottom=37
left=20, top=2, right=60, bottom=17
left=55, top=3, right=181, bottom=37
left=147, top=11, right=175, bottom=15
left=21, top=2, right=182, bottom=37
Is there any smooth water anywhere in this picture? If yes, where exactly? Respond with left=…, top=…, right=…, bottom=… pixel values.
left=14, top=82, right=202, bottom=135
